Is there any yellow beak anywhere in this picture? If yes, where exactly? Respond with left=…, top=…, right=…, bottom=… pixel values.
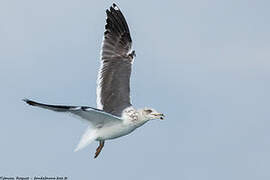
left=153, top=113, right=165, bottom=120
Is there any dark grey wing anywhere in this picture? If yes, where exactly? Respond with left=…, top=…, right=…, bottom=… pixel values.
left=97, top=3, right=135, bottom=117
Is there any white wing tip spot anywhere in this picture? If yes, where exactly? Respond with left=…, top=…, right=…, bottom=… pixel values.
left=112, top=3, right=120, bottom=11
left=71, top=107, right=81, bottom=110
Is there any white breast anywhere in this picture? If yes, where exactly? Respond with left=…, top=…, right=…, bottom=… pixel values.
left=95, top=107, right=147, bottom=141
left=96, top=122, right=137, bottom=140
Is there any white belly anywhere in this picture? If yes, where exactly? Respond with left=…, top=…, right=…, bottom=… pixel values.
left=96, top=122, right=138, bottom=140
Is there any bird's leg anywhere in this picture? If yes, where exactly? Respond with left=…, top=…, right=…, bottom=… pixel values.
left=94, top=140, right=105, bottom=158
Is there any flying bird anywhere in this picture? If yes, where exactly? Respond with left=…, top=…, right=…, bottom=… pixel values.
left=24, top=3, right=164, bottom=158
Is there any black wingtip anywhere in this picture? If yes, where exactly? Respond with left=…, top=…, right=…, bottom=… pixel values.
left=111, top=3, right=120, bottom=11
left=22, top=98, right=35, bottom=106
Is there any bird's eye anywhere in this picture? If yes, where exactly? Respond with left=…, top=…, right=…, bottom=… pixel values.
left=145, top=109, right=152, bottom=114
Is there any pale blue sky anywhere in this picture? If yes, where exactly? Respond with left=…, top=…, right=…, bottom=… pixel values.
left=0, top=0, right=270, bottom=179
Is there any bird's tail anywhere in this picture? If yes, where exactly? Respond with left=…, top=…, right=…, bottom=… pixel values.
left=74, top=126, right=97, bottom=152
left=23, top=98, right=98, bottom=151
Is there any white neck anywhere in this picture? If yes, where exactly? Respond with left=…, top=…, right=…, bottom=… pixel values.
left=121, top=107, right=149, bottom=126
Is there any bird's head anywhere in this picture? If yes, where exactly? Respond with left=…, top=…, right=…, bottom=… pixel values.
left=140, top=108, right=165, bottom=121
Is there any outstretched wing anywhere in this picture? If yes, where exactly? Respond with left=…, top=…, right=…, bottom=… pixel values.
left=23, top=99, right=121, bottom=127
left=97, top=3, right=135, bottom=117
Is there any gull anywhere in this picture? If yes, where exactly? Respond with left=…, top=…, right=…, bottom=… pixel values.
left=23, top=3, right=165, bottom=158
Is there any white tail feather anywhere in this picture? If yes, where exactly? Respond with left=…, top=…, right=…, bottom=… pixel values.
left=74, top=126, right=97, bottom=152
